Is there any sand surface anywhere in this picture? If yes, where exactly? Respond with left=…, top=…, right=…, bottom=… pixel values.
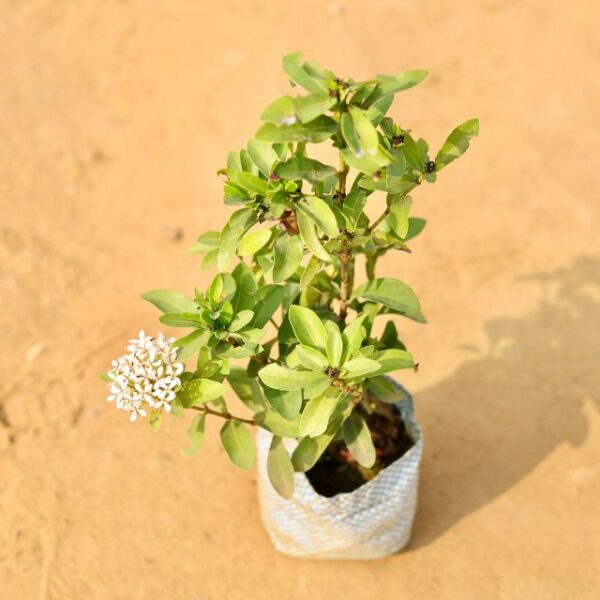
left=1, top=1, right=599, bottom=598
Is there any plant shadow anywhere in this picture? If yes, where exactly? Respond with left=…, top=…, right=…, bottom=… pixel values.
left=408, top=256, right=600, bottom=548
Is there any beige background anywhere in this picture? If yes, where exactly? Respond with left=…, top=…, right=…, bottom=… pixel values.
left=1, top=1, right=599, bottom=598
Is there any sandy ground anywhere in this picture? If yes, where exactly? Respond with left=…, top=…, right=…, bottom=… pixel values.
left=1, top=1, right=599, bottom=598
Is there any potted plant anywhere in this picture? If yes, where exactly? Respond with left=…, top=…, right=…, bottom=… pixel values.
left=105, top=52, right=478, bottom=560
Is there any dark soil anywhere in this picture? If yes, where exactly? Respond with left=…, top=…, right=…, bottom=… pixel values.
left=305, top=401, right=414, bottom=498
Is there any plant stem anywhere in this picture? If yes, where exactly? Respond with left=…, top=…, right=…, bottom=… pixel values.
left=337, top=153, right=354, bottom=321
left=332, top=379, right=363, bottom=404
left=336, top=154, right=349, bottom=203
left=368, top=206, right=391, bottom=233
left=191, top=404, right=255, bottom=426
left=295, top=142, right=307, bottom=157
left=339, top=236, right=351, bottom=321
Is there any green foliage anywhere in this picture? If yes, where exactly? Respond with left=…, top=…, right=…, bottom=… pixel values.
left=435, top=118, right=480, bottom=170
left=267, top=436, right=295, bottom=499
left=177, top=379, right=226, bottom=408
left=351, top=278, right=425, bottom=323
left=139, top=52, right=478, bottom=498
left=142, top=290, right=197, bottom=314
left=220, top=419, right=255, bottom=470
left=342, top=412, right=376, bottom=468
left=182, top=414, right=206, bottom=457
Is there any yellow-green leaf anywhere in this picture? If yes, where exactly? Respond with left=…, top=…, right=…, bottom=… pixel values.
left=267, top=436, right=295, bottom=499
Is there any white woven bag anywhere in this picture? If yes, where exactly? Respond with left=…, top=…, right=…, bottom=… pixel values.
left=256, top=380, right=423, bottom=560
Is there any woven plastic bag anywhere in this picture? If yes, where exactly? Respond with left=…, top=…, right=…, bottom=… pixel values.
left=256, top=379, right=423, bottom=560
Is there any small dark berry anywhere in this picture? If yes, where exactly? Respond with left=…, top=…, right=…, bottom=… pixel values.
left=425, top=160, right=436, bottom=173
left=325, top=366, right=340, bottom=378
left=392, top=135, right=405, bottom=145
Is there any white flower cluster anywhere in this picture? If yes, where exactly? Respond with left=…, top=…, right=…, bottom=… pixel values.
left=107, top=331, right=184, bottom=422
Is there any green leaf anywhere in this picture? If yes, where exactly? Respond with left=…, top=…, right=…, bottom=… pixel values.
left=252, top=285, right=284, bottom=328
left=341, top=188, right=367, bottom=230
left=366, top=376, right=413, bottom=405
left=281, top=283, right=300, bottom=312
left=247, top=138, right=279, bottom=176
left=220, top=419, right=255, bottom=471
left=208, top=274, right=224, bottom=304
left=297, top=211, right=331, bottom=262
left=303, top=375, right=331, bottom=399
left=267, top=436, right=295, bottom=499
left=358, top=172, right=415, bottom=195
left=231, top=262, right=257, bottom=313
left=141, top=290, right=197, bottom=314
left=227, top=366, right=267, bottom=412
left=326, top=328, right=343, bottom=367
left=365, top=94, right=394, bottom=126
left=235, top=172, right=268, bottom=196
left=181, top=414, right=206, bottom=457
left=343, top=357, right=381, bottom=378
left=229, top=309, right=254, bottom=332
left=349, top=107, right=379, bottom=156
left=202, top=248, right=218, bottom=269
left=379, top=320, right=405, bottom=350
left=298, top=257, right=320, bottom=292
left=351, top=278, right=424, bottom=322
left=366, top=70, right=429, bottom=104
left=173, top=329, right=209, bottom=360
left=258, top=364, right=320, bottom=391
left=227, top=150, right=243, bottom=171
left=148, top=409, right=162, bottom=432
left=403, top=217, right=427, bottom=241
left=341, top=315, right=367, bottom=363
left=255, top=408, right=300, bottom=437
left=291, top=413, right=348, bottom=471
left=299, top=392, right=338, bottom=438
left=435, top=118, right=480, bottom=170
left=238, top=228, right=272, bottom=257
left=263, top=386, right=302, bottom=421
left=341, top=147, right=392, bottom=175
left=282, top=51, right=327, bottom=94
left=296, top=196, right=339, bottom=238
left=294, top=345, right=329, bottom=370
left=295, top=93, right=336, bottom=123
left=373, top=349, right=414, bottom=374
left=188, top=231, right=220, bottom=254
left=340, top=112, right=362, bottom=155
left=240, top=149, right=258, bottom=173
left=218, top=208, right=256, bottom=271
left=255, top=116, right=337, bottom=143
left=217, top=300, right=234, bottom=327
left=288, top=305, right=328, bottom=350
left=388, top=195, right=412, bottom=238
left=272, top=233, right=303, bottom=283
left=177, top=379, right=225, bottom=408
left=274, top=157, right=336, bottom=183
left=159, top=312, right=204, bottom=328
left=260, top=94, right=297, bottom=125
left=292, top=434, right=331, bottom=471
left=402, top=133, right=424, bottom=172
left=223, top=181, right=249, bottom=205
left=342, top=412, right=376, bottom=468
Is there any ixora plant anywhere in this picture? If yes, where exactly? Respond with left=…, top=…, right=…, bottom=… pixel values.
left=105, top=53, right=478, bottom=559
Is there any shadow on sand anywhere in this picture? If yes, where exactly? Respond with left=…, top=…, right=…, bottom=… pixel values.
left=409, top=256, right=599, bottom=548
